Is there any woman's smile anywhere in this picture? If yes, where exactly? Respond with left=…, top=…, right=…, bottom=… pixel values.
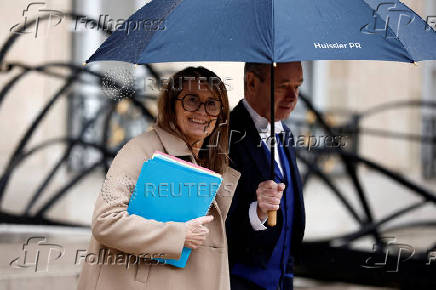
left=188, top=117, right=208, bottom=125
left=184, top=113, right=212, bottom=134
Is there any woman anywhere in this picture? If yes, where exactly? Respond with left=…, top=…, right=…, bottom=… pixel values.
left=77, top=67, right=240, bottom=290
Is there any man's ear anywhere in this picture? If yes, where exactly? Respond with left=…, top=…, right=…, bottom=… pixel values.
left=245, top=72, right=256, bottom=97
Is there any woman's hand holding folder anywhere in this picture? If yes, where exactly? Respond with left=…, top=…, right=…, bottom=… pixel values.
left=184, top=215, right=214, bottom=249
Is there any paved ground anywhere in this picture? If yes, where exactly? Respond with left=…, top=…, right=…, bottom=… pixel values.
left=0, top=226, right=399, bottom=290
left=0, top=226, right=88, bottom=290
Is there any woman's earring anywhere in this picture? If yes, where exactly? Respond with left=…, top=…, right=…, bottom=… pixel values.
left=169, top=121, right=176, bottom=130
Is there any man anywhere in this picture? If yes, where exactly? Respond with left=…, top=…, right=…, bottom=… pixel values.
left=226, top=62, right=306, bottom=290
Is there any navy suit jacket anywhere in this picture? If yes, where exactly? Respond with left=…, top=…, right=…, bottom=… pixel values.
left=226, top=100, right=306, bottom=272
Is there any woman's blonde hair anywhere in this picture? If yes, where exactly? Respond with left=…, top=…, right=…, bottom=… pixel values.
left=157, top=66, right=230, bottom=174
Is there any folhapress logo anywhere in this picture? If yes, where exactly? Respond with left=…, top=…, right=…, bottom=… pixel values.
left=360, top=2, right=416, bottom=39
left=10, top=237, right=64, bottom=272
left=9, top=2, right=64, bottom=38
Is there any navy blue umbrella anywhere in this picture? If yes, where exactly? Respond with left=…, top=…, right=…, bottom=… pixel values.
left=87, top=0, right=436, bottom=225
left=88, top=0, right=436, bottom=64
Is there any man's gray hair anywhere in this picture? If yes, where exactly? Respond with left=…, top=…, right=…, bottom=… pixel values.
left=244, top=63, right=268, bottom=94
left=244, top=62, right=268, bottom=82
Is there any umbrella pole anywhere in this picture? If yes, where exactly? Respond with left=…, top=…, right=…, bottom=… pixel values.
left=268, top=62, right=277, bottom=226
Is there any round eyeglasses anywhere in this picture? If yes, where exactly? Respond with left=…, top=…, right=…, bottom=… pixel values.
left=176, top=94, right=222, bottom=117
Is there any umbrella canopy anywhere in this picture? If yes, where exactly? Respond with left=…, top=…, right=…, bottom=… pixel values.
left=88, top=0, right=436, bottom=64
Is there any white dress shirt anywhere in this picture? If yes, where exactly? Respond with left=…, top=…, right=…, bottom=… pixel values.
left=242, top=99, right=285, bottom=231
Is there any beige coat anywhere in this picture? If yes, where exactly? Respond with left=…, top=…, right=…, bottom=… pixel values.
left=77, top=124, right=240, bottom=290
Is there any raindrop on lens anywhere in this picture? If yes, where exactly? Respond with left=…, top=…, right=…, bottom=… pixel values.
left=101, top=62, right=136, bottom=101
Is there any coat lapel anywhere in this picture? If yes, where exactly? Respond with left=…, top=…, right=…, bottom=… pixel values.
left=282, top=125, right=305, bottom=233
left=153, top=124, right=193, bottom=158
left=282, top=127, right=302, bottom=195
left=231, top=101, right=272, bottom=181
left=232, top=101, right=290, bottom=182
left=153, top=124, right=222, bottom=217
left=243, top=131, right=272, bottom=181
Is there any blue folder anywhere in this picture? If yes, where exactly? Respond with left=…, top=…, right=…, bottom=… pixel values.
left=127, top=151, right=222, bottom=268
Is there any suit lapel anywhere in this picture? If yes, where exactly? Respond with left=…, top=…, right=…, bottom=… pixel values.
left=231, top=101, right=271, bottom=181
left=282, top=127, right=302, bottom=194
left=282, top=126, right=306, bottom=232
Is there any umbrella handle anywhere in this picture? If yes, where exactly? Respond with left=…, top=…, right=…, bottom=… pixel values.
left=267, top=211, right=277, bottom=226
left=268, top=62, right=277, bottom=227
